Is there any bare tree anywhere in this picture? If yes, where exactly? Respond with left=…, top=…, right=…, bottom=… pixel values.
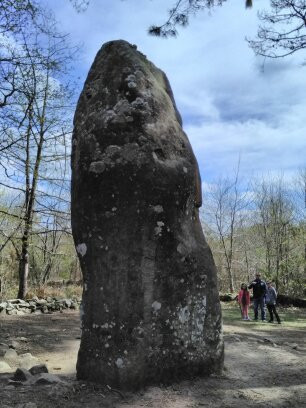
left=293, top=168, right=306, bottom=288
left=253, top=176, right=295, bottom=289
left=147, top=0, right=306, bottom=62
left=202, top=163, right=251, bottom=293
left=148, top=0, right=254, bottom=37
left=0, top=0, right=38, bottom=109
left=248, top=1, right=306, bottom=58
left=66, top=1, right=306, bottom=63
left=0, top=9, right=75, bottom=299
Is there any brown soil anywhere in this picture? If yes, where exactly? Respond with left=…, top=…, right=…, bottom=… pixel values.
left=0, top=310, right=305, bottom=408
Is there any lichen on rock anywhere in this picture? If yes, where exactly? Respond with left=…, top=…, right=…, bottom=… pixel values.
left=71, top=39, right=223, bottom=390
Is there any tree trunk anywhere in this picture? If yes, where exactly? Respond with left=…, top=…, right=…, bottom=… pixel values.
left=227, top=266, right=235, bottom=293
left=17, top=238, right=29, bottom=299
left=42, top=263, right=52, bottom=285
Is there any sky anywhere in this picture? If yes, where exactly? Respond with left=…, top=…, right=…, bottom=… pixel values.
left=42, top=0, right=306, bottom=187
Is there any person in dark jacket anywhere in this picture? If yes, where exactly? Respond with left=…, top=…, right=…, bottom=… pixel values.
left=248, top=272, right=267, bottom=321
left=266, top=281, right=281, bottom=324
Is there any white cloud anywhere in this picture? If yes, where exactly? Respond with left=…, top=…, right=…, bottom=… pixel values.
left=43, top=0, right=306, bottom=184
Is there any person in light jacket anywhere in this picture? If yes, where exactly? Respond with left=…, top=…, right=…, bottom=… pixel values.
left=266, top=281, right=281, bottom=324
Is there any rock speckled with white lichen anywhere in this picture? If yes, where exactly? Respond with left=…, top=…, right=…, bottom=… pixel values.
left=71, top=40, right=223, bottom=390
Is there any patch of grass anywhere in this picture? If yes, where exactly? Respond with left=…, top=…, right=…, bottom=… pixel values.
left=0, top=283, right=82, bottom=301
left=221, top=301, right=306, bottom=330
left=26, top=284, right=83, bottom=300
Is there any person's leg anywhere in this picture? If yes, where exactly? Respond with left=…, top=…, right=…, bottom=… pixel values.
left=241, top=304, right=245, bottom=319
left=245, top=305, right=251, bottom=320
left=267, top=304, right=273, bottom=322
left=245, top=305, right=249, bottom=319
left=260, top=296, right=266, bottom=321
left=272, top=305, right=281, bottom=323
left=242, top=304, right=248, bottom=319
left=253, top=298, right=259, bottom=320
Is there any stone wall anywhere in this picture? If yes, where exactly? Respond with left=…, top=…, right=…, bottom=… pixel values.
left=0, top=297, right=80, bottom=315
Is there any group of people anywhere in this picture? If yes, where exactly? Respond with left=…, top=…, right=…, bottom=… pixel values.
left=237, top=272, right=281, bottom=324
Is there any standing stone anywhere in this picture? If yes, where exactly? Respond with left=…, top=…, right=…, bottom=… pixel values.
left=71, top=40, right=223, bottom=389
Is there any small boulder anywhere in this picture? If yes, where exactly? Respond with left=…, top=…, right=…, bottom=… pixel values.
left=40, top=305, right=48, bottom=313
left=36, top=299, right=47, bottom=306
left=18, top=301, right=30, bottom=308
left=18, top=353, right=39, bottom=370
left=9, top=340, right=20, bottom=350
left=7, top=309, right=17, bottom=315
left=64, top=299, right=72, bottom=308
left=34, top=373, right=63, bottom=385
left=0, top=301, right=8, bottom=310
left=6, top=299, right=20, bottom=304
left=18, top=337, right=29, bottom=342
left=29, top=364, right=48, bottom=375
left=4, top=348, right=18, bottom=365
left=0, top=361, right=12, bottom=373
left=13, top=367, right=33, bottom=382
left=0, top=342, right=9, bottom=356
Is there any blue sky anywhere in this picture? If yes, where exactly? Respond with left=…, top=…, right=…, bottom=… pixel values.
left=43, top=0, right=306, bottom=185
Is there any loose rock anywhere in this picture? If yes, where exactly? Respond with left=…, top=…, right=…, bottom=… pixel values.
left=29, top=364, right=48, bottom=375
left=34, top=373, right=63, bottom=385
left=0, top=342, right=9, bottom=356
left=13, top=367, right=33, bottom=382
left=0, top=361, right=12, bottom=373
left=18, top=353, right=39, bottom=370
left=4, top=348, right=18, bottom=365
left=9, top=340, right=20, bottom=349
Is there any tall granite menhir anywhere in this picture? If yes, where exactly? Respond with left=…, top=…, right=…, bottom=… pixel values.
left=71, top=40, right=223, bottom=389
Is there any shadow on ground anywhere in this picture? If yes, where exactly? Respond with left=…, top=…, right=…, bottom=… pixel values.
left=0, top=307, right=305, bottom=407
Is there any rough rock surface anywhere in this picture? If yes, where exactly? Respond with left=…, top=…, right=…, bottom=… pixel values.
left=13, top=368, right=32, bottom=382
left=71, top=39, right=223, bottom=389
left=0, top=361, right=12, bottom=373
left=29, top=364, right=48, bottom=375
left=0, top=297, right=80, bottom=315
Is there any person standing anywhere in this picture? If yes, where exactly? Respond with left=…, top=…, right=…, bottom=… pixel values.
left=238, top=283, right=251, bottom=320
left=266, top=281, right=281, bottom=324
left=248, top=272, right=267, bottom=321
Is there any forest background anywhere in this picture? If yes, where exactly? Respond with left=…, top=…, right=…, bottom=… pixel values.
left=0, top=0, right=305, bottom=300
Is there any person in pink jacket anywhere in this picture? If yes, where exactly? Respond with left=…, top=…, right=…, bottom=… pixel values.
left=238, top=283, right=251, bottom=320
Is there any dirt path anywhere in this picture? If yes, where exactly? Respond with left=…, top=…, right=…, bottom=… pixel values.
left=0, top=309, right=305, bottom=408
